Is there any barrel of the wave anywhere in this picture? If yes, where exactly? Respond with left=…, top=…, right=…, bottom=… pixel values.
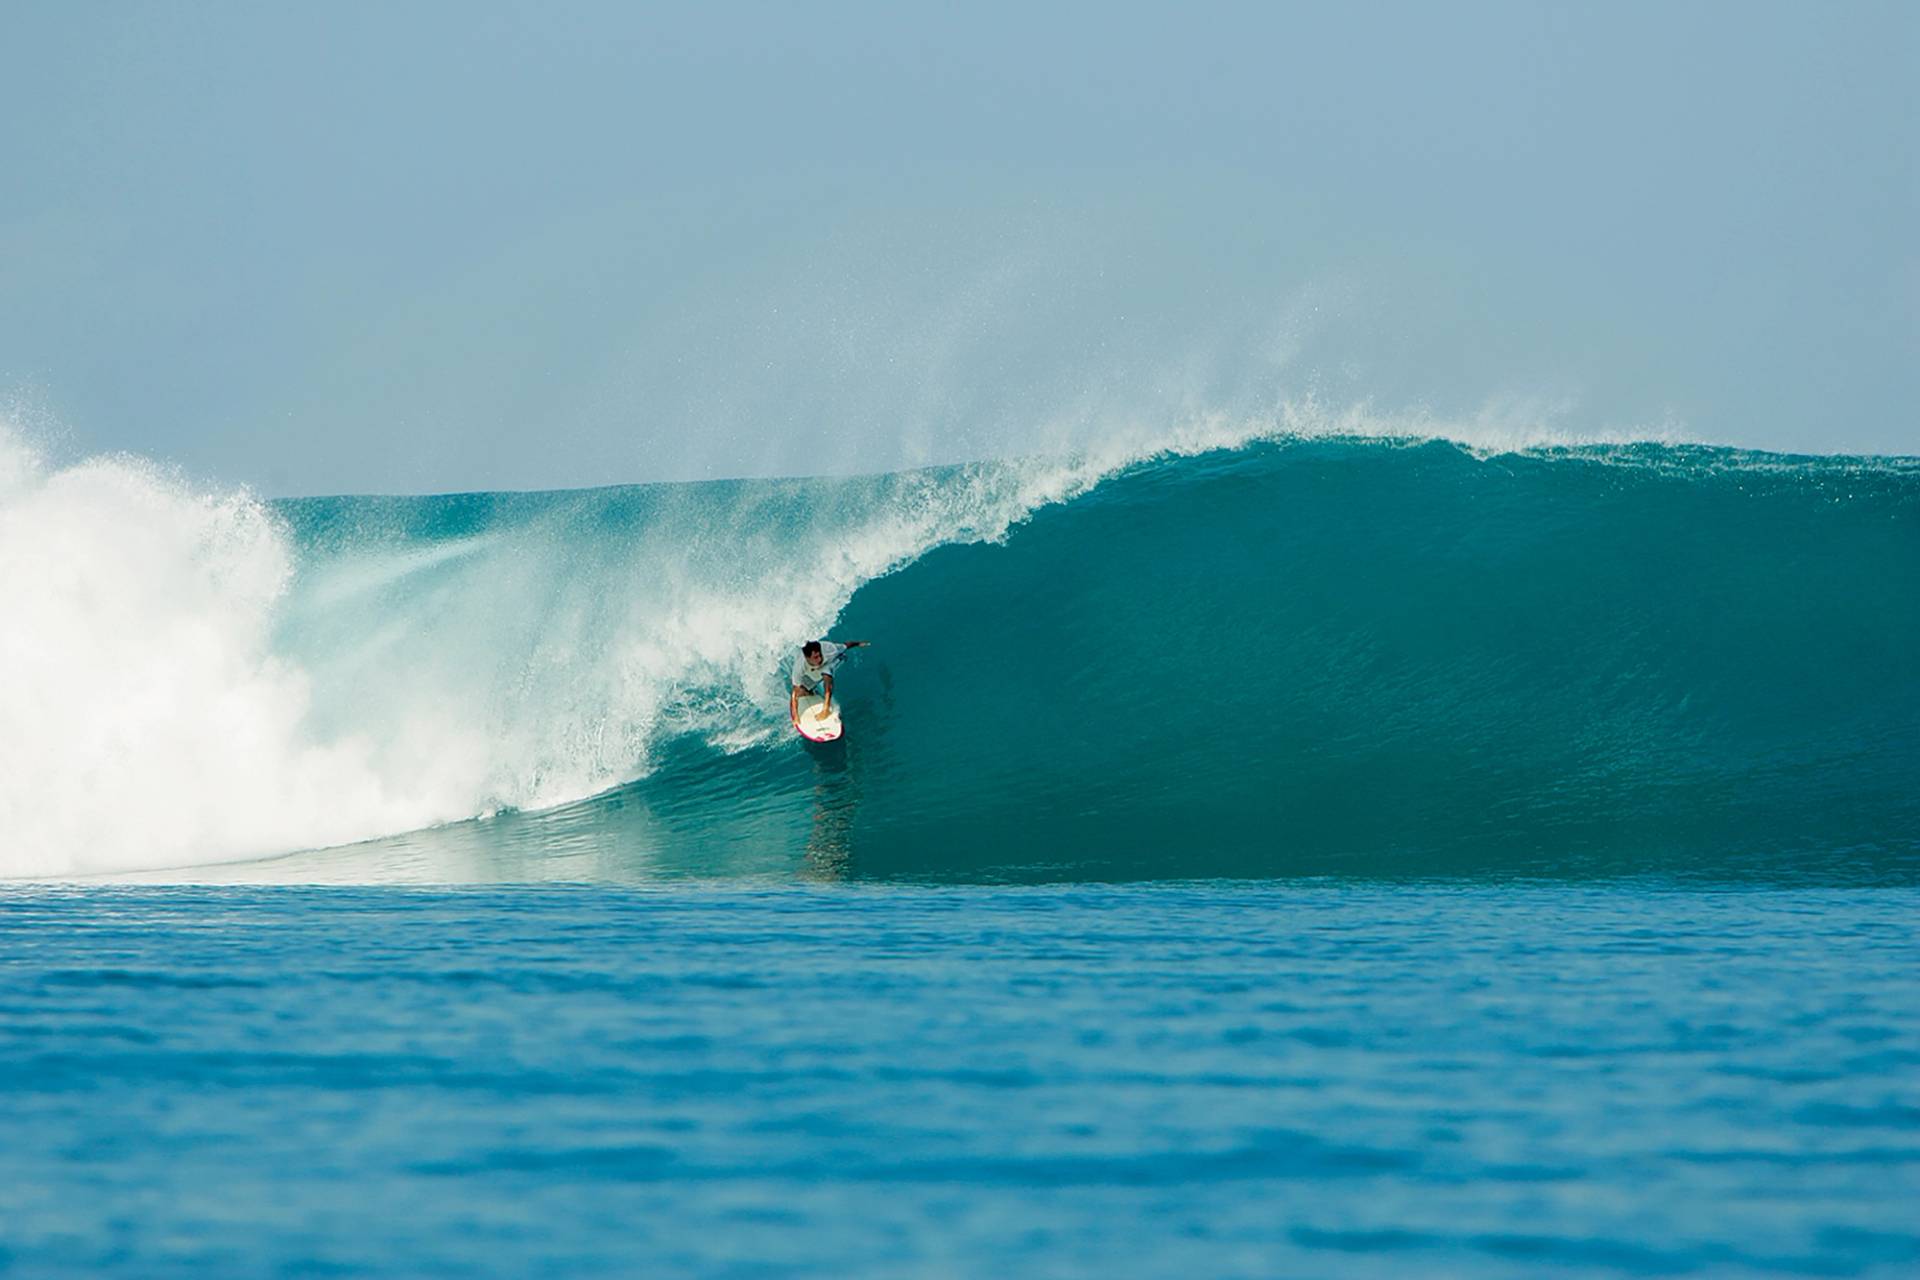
left=791, top=694, right=844, bottom=743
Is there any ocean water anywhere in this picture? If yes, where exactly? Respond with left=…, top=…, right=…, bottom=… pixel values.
left=3, top=885, right=1917, bottom=1277
left=3, top=429, right=1918, bottom=1274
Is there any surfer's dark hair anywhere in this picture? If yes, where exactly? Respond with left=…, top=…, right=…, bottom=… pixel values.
left=802, top=640, right=822, bottom=658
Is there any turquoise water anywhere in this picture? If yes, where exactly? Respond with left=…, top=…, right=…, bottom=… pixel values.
left=3, top=885, right=1916, bottom=1276
left=4, top=435, right=1918, bottom=1274
left=10, top=435, right=1914, bottom=882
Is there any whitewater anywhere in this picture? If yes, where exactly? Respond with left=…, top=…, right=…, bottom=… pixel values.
left=2, top=413, right=1916, bottom=882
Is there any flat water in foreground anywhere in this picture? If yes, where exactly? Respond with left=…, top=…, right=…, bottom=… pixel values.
left=3, top=883, right=1916, bottom=1277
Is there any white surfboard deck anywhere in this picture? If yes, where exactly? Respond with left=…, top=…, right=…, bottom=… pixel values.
left=792, top=693, right=844, bottom=743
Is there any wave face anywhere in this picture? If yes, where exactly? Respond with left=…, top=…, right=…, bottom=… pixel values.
left=5, top=433, right=1918, bottom=881
left=826, top=440, right=1920, bottom=880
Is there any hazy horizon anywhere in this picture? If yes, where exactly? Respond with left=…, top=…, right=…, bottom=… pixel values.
left=4, top=1, right=1914, bottom=497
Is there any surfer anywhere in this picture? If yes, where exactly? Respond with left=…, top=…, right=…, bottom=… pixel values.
left=789, top=638, right=869, bottom=721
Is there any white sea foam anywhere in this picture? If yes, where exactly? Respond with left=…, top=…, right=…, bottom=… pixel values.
left=0, top=437, right=446, bottom=876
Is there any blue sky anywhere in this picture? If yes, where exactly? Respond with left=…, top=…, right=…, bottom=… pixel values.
left=2, top=1, right=1913, bottom=494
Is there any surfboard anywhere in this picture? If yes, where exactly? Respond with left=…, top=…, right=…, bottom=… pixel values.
left=792, top=693, right=843, bottom=743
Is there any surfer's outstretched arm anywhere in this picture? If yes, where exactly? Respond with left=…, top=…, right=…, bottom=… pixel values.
left=822, top=673, right=834, bottom=713
left=790, top=685, right=801, bottom=721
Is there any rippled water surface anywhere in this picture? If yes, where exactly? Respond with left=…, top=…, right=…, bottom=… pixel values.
left=3, top=884, right=1916, bottom=1277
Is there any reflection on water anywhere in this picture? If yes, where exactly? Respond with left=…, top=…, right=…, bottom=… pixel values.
left=801, top=738, right=856, bottom=881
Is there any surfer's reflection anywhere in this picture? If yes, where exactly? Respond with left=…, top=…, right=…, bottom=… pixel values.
left=799, top=663, right=889, bottom=880
left=800, top=738, right=859, bottom=880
